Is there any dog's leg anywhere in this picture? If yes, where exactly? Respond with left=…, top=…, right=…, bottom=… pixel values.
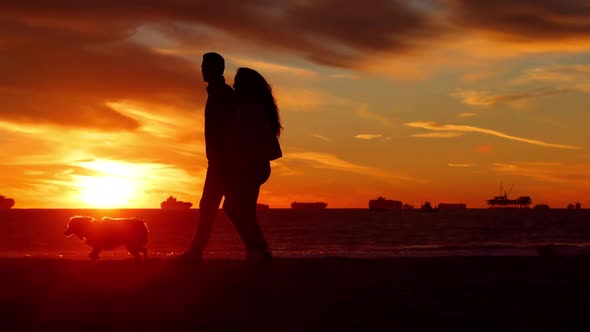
left=89, top=248, right=100, bottom=261
left=127, top=247, right=142, bottom=263
left=141, top=248, right=148, bottom=261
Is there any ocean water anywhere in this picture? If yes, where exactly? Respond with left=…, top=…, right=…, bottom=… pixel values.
left=0, top=209, right=589, bottom=259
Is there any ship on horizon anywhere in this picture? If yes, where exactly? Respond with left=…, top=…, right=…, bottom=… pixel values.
left=256, top=203, right=270, bottom=211
left=160, top=196, right=193, bottom=210
left=291, top=201, right=327, bottom=210
left=438, top=203, right=467, bottom=210
left=487, top=183, right=532, bottom=208
left=369, top=197, right=402, bottom=211
left=0, top=195, right=15, bottom=209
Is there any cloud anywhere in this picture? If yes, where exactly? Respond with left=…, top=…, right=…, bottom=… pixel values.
left=329, top=73, right=361, bottom=80
left=448, top=163, right=474, bottom=167
left=412, top=132, right=464, bottom=138
left=405, top=121, right=582, bottom=149
left=229, top=56, right=317, bottom=77
left=276, top=89, right=350, bottom=112
left=447, top=0, right=590, bottom=42
left=0, top=0, right=446, bottom=70
left=452, top=65, right=590, bottom=110
left=491, top=161, right=590, bottom=186
left=451, top=89, right=498, bottom=107
left=457, top=112, right=476, bottom=118
left=451, top=87, right=574, bottom=108
left=3, top=0, right=590, bottom=87
left=0, top=18, right=205, bottom=130
left=0, top=101, right=206, bottom=173
left=0, top=120, right=46, bottom=135
left=355, top=104, right=394, bottom=128
left=461, top=70, right=500, bottom=82
left=511, top=65, right=590, bottom=84
left=509, top=65, right=590, bottom=91
left=493, top=163, right=516, bottom=169
left=354, top=134, right=383, bottom=140
left=3, top=0, right=590, bottom=91
left=311, top=134, right=332, bottom=142
left=105, top=101, right=204, bottom=140
left=283, top=152, right=423, bottom=182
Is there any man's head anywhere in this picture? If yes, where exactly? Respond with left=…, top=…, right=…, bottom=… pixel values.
left=201, top=52, right=225, bottom=82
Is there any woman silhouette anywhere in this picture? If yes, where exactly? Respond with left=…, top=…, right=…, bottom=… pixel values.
left=223, top=67, right=282, bottom=264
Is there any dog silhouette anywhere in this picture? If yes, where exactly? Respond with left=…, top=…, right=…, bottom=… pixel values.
left=64, top=216, right=148, bottom=262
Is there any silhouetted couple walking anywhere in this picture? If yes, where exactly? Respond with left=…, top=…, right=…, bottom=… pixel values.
left=179, top=52, right=282, bottom=265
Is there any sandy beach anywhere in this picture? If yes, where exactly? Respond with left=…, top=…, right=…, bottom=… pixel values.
left=1, top=257, right=590, bottom=331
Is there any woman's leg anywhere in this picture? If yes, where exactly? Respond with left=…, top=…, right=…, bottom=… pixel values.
left=223, top=163, right=271, bottom=256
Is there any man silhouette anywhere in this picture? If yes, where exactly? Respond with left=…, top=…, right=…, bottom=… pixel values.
left=179, top=52, right=236, bottom=262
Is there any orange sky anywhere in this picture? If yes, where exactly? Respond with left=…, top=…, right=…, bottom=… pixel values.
left=1, top=0, right=590, bottom=208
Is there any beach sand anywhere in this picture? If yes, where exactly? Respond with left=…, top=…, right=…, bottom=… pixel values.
left=1, top=257, right=589, bottom=331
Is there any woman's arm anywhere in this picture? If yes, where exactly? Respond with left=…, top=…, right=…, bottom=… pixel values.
left=227, top=103, right=281, bottom=164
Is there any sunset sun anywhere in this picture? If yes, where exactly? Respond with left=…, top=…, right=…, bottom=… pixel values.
left=78, top=176, right=134, bottom=208
left=73, top=160, right=144, bottom=208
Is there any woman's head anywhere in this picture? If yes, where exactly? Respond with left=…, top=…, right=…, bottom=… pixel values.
left=234, top=67, right=282, bottom=137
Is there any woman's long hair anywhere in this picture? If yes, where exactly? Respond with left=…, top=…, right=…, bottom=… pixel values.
left=234, top=67, right=283, bottom=137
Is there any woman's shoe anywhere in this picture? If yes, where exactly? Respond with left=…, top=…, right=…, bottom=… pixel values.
left=176, top=249, right=203, bottom=264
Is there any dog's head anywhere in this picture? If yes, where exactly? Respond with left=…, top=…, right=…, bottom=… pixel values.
left=64, top=216, right=94, bottom=239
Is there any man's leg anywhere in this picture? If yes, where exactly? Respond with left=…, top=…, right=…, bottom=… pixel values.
left=182, top=165, right=224, bottom=259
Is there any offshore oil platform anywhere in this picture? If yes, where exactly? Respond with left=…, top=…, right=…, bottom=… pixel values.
left=487, top=183, right=532, bottom=208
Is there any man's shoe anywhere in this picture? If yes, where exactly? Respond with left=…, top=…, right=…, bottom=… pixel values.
left=245, top=251, right=272, bottom=266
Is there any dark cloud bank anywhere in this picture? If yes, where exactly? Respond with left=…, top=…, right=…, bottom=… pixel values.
left=1, top=0, right=589, bottom=130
